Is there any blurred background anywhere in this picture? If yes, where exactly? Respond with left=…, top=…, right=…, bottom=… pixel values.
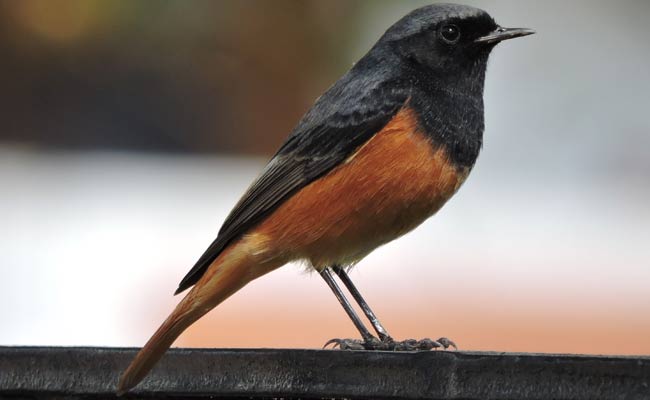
left=1, top=0, right=649, bottom=355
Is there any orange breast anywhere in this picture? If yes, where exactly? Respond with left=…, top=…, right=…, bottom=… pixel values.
left=249, top=106, right=469, bottom=269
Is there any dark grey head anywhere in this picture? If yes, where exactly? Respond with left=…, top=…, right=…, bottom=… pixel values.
left=377, top=3, right=534, bottom=79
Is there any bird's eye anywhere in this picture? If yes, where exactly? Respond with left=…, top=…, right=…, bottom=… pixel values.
left=440, top=24, right=461, bottom=43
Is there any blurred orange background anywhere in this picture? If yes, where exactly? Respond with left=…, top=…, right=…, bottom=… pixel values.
left=1, top=0, right=648, bottom=356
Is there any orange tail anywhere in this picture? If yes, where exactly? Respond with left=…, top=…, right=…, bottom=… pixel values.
left=117, top=238, right=279, bottom=395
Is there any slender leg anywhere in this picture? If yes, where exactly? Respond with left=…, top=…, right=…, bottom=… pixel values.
left=319, top=268, right=376, bottom=344
left=323, top=265, right=458, bottom=352
left=332, top=265, right=392, bottom=341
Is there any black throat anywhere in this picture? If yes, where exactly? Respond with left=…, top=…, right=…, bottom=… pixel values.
left=403, top=56, right=488, bottom=170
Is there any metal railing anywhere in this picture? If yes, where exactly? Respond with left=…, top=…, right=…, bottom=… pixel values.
left=1, top=346, right=648, bottom=399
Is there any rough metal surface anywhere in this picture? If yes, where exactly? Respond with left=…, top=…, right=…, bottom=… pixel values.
left=0, top=346, right=649, bottom=399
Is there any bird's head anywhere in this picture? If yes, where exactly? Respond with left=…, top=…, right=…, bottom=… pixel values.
left=377, top=3, right=534, bottom=81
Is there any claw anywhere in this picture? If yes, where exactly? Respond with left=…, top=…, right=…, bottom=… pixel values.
left=323, top=338, right=341, bottom=349
left=323, top=338, right=367, bottom=350
left=436, top=337, right=458, bottom=350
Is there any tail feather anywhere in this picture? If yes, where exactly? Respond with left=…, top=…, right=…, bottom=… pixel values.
left=117, top=240, right=274, bottom=395
left=117, top=297, right=202, bottom=395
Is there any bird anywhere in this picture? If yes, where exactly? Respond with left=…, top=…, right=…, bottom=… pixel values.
left=117, top=3, right=534, bottom=394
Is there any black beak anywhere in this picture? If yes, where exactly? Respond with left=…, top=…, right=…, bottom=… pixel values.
left=475, top=26, right=535, bottom=44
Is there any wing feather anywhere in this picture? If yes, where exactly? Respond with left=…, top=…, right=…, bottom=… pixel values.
left=175, top=62, right=408, bottom=294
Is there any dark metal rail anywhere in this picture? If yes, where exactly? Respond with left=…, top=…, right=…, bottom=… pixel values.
left=1, top=346, right=648, bottom=399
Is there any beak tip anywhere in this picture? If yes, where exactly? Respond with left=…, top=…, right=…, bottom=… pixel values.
left=475, top=27, right=536, bottom=44
left=521, top=28, right=537, bottom=37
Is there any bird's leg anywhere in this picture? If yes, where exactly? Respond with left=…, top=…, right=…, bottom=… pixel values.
left=322, top=265, right=458, bottom=352
left=331, top=265, right=392, bottom=342
left=319, top=268, right=380, bottom=350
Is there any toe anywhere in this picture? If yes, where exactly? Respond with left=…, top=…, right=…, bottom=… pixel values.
left=417, top=338, right=442, bottom=350
left=436, top=337, right=458, bottom=350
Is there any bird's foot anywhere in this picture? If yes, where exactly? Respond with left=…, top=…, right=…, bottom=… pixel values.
left=324, top=336, right=457, bottom=351
left=388, top=337, right=457, bottom=351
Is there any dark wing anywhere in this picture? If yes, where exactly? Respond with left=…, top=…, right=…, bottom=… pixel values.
left=175, top=61, right=408, bottom=294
